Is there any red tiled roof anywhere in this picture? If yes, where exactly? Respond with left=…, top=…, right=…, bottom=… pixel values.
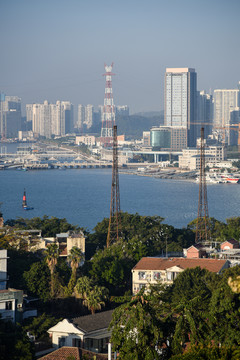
left=38, top=347, right=81, bottom=360
left=222, top=239, right=239, bottom=246
left=132, top=257, right=228, bottom=273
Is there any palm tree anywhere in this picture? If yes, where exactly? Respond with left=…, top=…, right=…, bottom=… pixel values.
left=83, top=285, right=109, bottom=314
left=68, top=246, right=84, bottom=280
left=45, top=242, right=59, bottom=298
left=67, top=246, right=84, bottom=294
left=74, top=276, right=93, bottom=299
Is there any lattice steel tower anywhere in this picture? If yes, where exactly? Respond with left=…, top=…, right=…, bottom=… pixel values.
left=101, top=63, right=115, bottom=147
left=195, top=127, right=210, bottom=243
left=107, top=125, right=121, bottom=248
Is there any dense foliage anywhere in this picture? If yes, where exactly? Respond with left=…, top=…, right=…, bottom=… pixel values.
left=2, top=213, right=240, bottom=359
left=110, top=266, right=240, bottom=359
left=4, top=215, right=81, bottom=237
left=0, top=319, right=35, bottom=360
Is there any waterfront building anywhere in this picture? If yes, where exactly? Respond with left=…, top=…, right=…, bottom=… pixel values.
left=164, top=68, right=197, bottom=147
left=28, top=101, right=74, bottom=138
left=179, top=144, right=226, bottom=170
left=18, top=130, right=35, bottom=141
left=142, top=131, right=151, bottom=147
left=0, top=94, right=21, bottom=138
left=150, top=126, right=187, bottom=151
left=76, top=135, right=96, bottom=146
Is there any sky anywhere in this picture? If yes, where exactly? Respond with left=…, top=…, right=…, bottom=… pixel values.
left=0, top=0, right=240, bottom=116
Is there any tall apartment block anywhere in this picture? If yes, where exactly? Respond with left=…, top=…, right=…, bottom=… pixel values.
left=164, top=68, right=197, bottom=147
left=84, top=104, right=94, bottom=129
left=77, top=105, right=85, bottom=131
left=214, top=87, right=240, bottom=145
left=197, top=90, right=214, bottom=138
left=0, top=94, right=21, bottom=138
left=27, top=100, right=73, bottom=138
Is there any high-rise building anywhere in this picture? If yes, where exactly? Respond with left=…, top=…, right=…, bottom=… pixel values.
left=197, top=90, right=214, bottom=138
left=214, top=89, right=240, bottom=128
left=0, top=94, right=21, bottom=138
left=77, top=105, right=85, bottom=132
left=229, top=107, right=240, bottom=146
left=115, top=105, right=129, bottom=117
left=164, top=68, right=197, bottom=147
left=84, top=104, right=94, bottom=129
left=29, top=100, right=73, bottom=138
left=214, top=87, right=240, bottom=145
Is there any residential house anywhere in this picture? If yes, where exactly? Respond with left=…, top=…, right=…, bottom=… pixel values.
left=0, top=288, right=24, bottom=323
left=220, top=239, right=239, bottom=250
left=132, top=257, right=229, bottom=294
left=185, top=244, right=207, bottom=259
left=56, top=232, right=85, bottom=262
left=48, top=310, right=113, bottom=354
left=0, top=249, right=37, bottom=322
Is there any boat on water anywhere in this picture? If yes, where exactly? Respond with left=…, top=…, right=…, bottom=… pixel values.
left=220, top=174, right=240, bottom=184
left=196, top=173, right=227, bottom=184
left=22, top=189, right=34, bottom=210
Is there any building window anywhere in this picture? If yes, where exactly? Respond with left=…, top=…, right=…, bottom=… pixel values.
left=139, top=284, right=145, bottom=290
left=138, top=271, right=146, bottom=280
left=5, top=301, right=12, bottom=310
left=153, top=272, right=161, bottom=280
left=72, top=338, right=81, bottom=347
left=58, top=337, right=66, bottom=348
left=167, top=271, right=178, bottom=281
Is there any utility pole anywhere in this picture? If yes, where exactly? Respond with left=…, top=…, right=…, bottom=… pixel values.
left=107, top=125, right=121, bottom=248
left=195, top=127, right=210, bottom=243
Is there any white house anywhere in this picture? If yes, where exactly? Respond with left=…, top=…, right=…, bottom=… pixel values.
left=48, top=310, right=113, bottom=354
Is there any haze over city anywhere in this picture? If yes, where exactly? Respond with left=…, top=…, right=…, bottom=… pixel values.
left=1, top=0, right=240, bottom=114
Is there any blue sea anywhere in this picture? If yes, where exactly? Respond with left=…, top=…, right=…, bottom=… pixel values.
left=0, top=166, right=240, bottom=231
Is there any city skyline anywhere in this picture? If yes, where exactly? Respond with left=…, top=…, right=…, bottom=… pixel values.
left=1, top=0, right=240, bottom=115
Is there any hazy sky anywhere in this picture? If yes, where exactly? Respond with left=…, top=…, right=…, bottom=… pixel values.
left=1, top=0, right=240, bottom=115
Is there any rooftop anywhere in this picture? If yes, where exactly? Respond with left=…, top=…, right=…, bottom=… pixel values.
left=132, top=257, right=228, bottom=273
left=71, top=310, right=114, bottom=333
left=38, top=347, right=81, bottom=360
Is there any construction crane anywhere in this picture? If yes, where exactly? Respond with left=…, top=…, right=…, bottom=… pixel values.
left=190, top=122, right=240, bottom=148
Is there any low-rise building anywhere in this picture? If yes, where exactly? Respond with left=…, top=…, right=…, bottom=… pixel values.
left=132, top=257, right=229, bottom=294
left=48, top=310, right=113, bottom=354
left=76, top=135, right=96, bottom=146
left=220, top=239, right=239, bottom=250
left=179, top=145, right=226, bottom=170
left=0, top=288, right=24, bottom=323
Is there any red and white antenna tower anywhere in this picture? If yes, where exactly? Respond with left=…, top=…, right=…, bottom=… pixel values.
left=101, top=63, right=115, bottom=147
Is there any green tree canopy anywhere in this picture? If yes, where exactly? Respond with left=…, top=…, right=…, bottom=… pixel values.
left=5, top=215, right=83, bottom=237
left=23, top=261, right=51, bottom=301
